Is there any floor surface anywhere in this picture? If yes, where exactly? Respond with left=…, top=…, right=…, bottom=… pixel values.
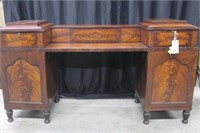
left=0, top=87, right=200, bottom=133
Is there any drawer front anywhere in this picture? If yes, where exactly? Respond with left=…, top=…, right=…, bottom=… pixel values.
left=51, top=27, right=141, bottom=43
left=71, top=28, right=120, bottom=43
left=155, top=31, right=190, bottom=46
left=1, top=33, right=37, bottom=47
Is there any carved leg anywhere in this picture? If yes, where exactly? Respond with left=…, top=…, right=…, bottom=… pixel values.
left=134, top=93, right=140, bottom=103
left=182, top=110, right=190, bottom=124
left=6, top=109, right=13, bottom=122
left=43, top=110, right=50, bottom=124
left=143, top=111, right=151, bottom=125
left=54, top=93, right=60, bottom=103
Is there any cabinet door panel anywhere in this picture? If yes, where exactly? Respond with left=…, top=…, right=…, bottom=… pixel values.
left=146, top=51, right=198, bottom=110
left=151, top=58, right=189, bottom=103
left=1, top=51, right=48, bottom=110
left=6, top=59, right=42, bottom=103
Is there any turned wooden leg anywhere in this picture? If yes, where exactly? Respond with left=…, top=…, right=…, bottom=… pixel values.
left=6, top=109, right=13, bottom=122
left=182, top=110, right=190, bottom=124
left=143, top=111, right=151, bottom=125
left=134, top=93, right=140, bottom=103
left=54, top=93, right=60, bottom=103
left=43, top=110, right=50, bottom=124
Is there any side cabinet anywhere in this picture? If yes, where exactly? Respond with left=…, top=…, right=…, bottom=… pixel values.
left=136, top=19, right=199, bottom=124
left=146, top=51, right=198, bottom=110
left=0, top=50, right=58, bottom=124
left=0, top=20, right=59, bottom=124
left=1, top=51, right=48, bottom=110
left=136, top=50, right=198, bottom=124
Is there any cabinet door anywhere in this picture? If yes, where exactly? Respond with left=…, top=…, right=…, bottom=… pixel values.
left=1, top=51, right=48, bottom=110
left=145, top=51, right=198, bottom=111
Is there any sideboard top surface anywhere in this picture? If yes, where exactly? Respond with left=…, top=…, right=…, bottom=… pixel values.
left=0, top=20, right=53, bottom=31
left=140, top=19, right=198, bottom=30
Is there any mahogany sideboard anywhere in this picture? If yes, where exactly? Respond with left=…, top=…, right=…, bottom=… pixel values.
left=0, top=19, right=199, bottom=124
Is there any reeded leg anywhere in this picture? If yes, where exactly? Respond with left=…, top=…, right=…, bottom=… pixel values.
left=54, top=93, right=60, bottom=103
left=134, top=93, right=140, bottom=103
left=143, top=111, right=151, bottom=125
left=43, top=110, right=50, bottom=124
left=182, top=110, right=190, bottom=124
left=6, top=109, right=13, bottom=122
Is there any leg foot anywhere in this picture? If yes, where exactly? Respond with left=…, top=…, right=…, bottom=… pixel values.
left=143, top=111, right=151, bottom=125
left=6, top=109, right=13, bottom=122
left=182, top=110, right=190, bottom=124
left=43, top=110, right=50, bottom=124
left=134, top=93, right=140, bottom=103
left=54, top=93, right=60, bottom=103
left=44, top=119, right=50, bottom=124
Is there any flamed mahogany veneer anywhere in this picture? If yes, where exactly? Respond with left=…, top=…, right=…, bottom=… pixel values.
left=0, top=19, right=199, bottom=124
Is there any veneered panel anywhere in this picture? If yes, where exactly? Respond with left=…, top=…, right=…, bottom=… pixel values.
left=7, top=59, right=42, bottom=103
left=152, top=59, right=188, bottom=102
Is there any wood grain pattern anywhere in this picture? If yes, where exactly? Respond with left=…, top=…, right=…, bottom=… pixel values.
left=140, top=19, right=197, bottom=30
left=0, top=20, right=53, bottom=31
left=147, top=31, right=154, bottom=46
left=1, top=33, right=36, bottom=47
left=6, top=59, right=41, bottom=103
left=1, top=29, right=51, bottom=48
left=144, top=51, right=198, bottom=111
left=141, top=29, right=147, bottom=45
left=191, top=31, right=198, bottom=46
left=0, top=19, right=199, bottom=123
left=141, top=30, right=154, bottom=47
left=155, top=31, right=189, bottom=46
left=152, top=59, right=188, bottom=102
left=52, top=29, right=70, bottom=43
left=36, top=29, right=51, bottom=47
left=51, top=27, right=141, bottom=43
left=43, top=29, right=51, bottom=47
left=121, top=28, right=140, bottom=42
left=71, top=29, right=120, bottom=43
left=36, top=33, right=43, bottom=47
left=0, top=51, right=50, bottom=111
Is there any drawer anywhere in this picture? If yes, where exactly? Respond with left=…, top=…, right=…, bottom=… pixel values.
left=71, top=28, right=120, bottom=43
left=140, top=19, right=199, bottom=47
left=154, top=31, right=190, bottom=46
left=1, top=33, right=37, bottom=47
